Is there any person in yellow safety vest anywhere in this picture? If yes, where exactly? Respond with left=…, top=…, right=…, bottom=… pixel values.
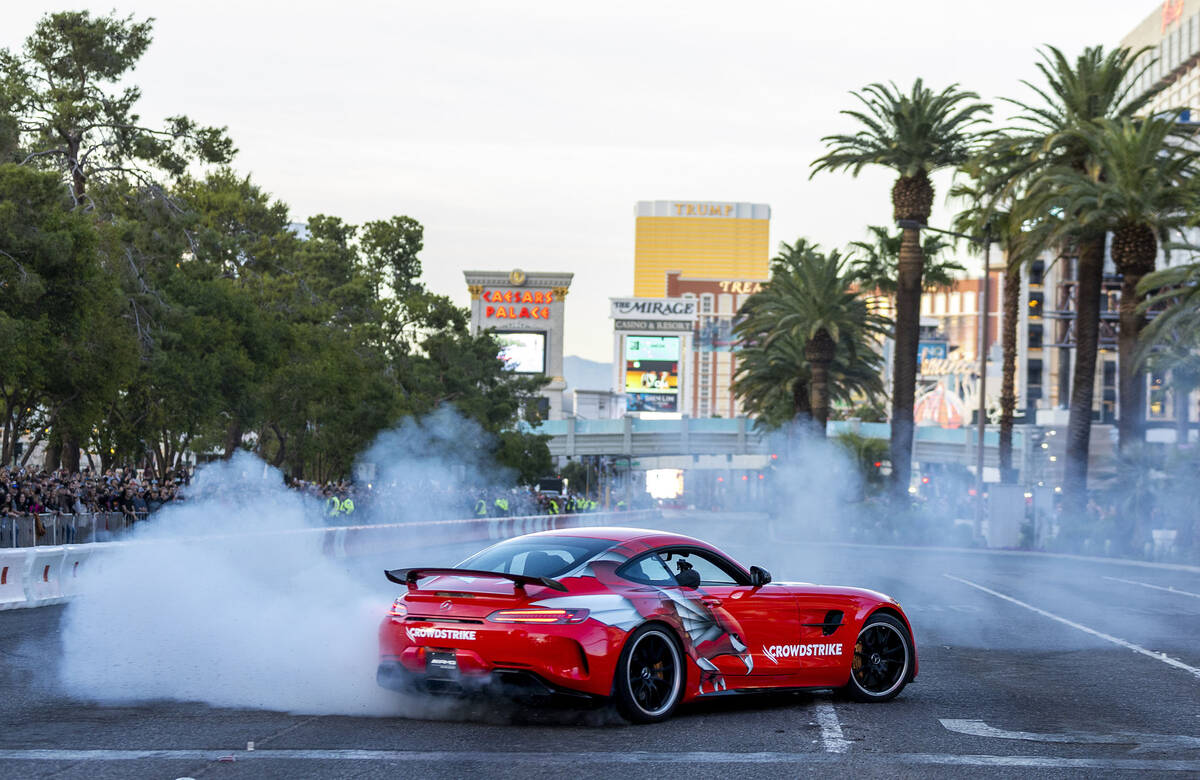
left=494, top=496, right=509, bottom=516
left=326, top=494, right=341, bottom=517
left=616, top=499, right=627, bottom=511
left=339, top=497, right=355, bottom=516
left=474, top=498, right=488, bottom=517
left=548, top=498, right=559, bottom=515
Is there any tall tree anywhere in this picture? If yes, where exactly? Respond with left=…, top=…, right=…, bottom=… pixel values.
left=732, top=328, right=885, bottom=430
left=1138, top=257, right=1200, bottom=447
left=813, top=80, right=991, bottom=491
left=951, top=161, right=1043, bottom=483
left=360, top=216, right=425, bottom=298
left=1027, top=117, right=1200, bottom=450
left=847, top=225, right=963, bottom=302
left=735, top=240, right=889, bottom=436
left=1, top=10, right=234, bottom=471
left=0, top=10, right=233, bottom=206
left=999, top=45, right=1156, bottom=514
left=0, top=164, right=132, bottom=466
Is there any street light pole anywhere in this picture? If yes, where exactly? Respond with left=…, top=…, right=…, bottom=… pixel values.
left=975, top=235, right=992, bottom=539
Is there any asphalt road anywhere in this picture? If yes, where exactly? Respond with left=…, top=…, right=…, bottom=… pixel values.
left=3, top=512, right=1200, bottom=778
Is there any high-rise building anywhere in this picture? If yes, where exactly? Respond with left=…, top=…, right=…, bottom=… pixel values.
left=633, top=201, right=770, bottom=297
left=1122, top=1, right=1200, bottom=117
left=628, top=201, right=770, bottom=418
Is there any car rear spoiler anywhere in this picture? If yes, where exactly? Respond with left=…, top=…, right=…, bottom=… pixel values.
left=385, top=567, right=568, bottom=593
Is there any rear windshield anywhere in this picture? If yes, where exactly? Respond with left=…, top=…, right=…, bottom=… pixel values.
left=459, top=536, right=614, bottom=579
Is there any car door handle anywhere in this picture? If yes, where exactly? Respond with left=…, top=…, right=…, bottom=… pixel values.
left=701, top=598, right=722, bottom=607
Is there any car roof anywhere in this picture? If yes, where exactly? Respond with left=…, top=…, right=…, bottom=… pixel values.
left=527, top=526, right=715, bottom=549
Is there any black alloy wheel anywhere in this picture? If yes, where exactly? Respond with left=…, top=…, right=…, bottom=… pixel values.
left=844, top=613, right=912, bottom=702
left=614, top=625, right=683, bottom=723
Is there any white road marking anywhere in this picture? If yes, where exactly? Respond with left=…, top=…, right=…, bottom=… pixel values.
left=814, top=700, right=849, bottom=753
left=1103, top=576, right=1200, bottom=601
left=940, top=719, right=1200, bottom=751
left=944, top=574, right=1200, bottom=680
left=2, top=749, right=1200, bottom=771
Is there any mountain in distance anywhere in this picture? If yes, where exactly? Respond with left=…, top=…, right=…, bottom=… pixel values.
left=563, top=355, right=612, bottom=392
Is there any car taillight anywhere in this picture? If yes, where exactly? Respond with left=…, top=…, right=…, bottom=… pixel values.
left=388, top=599, right=407, bottom=618
left=487, top=607, right=589, bottom=624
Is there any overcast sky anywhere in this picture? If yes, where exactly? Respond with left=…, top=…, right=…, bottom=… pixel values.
left=7, top=1, right=1157, bottom=361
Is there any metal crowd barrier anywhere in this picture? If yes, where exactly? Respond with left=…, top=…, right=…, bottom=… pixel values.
left=0, top=511, right=149, bottom=549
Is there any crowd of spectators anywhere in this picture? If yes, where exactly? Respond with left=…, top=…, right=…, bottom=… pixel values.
left=2, top=464, right=617, bottom=546
left=0, top=466, right=187, bottom=539
left=284, top=478, right=607, bottom=521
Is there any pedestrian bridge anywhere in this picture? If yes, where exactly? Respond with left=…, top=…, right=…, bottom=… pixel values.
left=531, top=417, right=1034, bottom=471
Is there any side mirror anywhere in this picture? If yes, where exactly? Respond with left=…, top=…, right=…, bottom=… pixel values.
left=749, top=566, right=772, bottom=587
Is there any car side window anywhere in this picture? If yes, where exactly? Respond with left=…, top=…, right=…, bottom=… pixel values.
left=511, top=549, right=572, bottom=577
left=618, top=553, right=677, bottom=586
left=663, top=549, right=742, bottom=586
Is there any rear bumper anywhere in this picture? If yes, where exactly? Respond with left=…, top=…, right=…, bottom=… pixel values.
left=376, top=661, right=602, bottom=702
left=379, top=616, right=624, bottom=697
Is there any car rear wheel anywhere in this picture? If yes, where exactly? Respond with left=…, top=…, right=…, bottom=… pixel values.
left=614, top=624, right=683, bottom=723
left=843, top=613, right=912, bottom=702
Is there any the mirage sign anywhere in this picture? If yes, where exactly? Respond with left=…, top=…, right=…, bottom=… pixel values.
left=610, top=298, right=697, bottom=322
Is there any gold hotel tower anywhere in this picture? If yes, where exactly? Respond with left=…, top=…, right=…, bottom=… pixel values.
left=633, top=201, right=770, bottom=297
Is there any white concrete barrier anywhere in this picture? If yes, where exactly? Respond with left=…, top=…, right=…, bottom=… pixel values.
left=60, top=547, right=92, bottom=598
left=0, top=550, right=27, bottom=608
left=0, top=510, right=659, bottom=609
left=27, top=547, right=66, bottom=604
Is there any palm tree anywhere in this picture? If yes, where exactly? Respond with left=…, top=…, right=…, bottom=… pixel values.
left=1026, top=116, right=1200, bottom=449
left=813, top=80, right=991, bottom=492
left=950, top=162, right=1044, bottom=483
left=734, top=239, right=890, bottom=436
left=998, top=45, right=1156, bottom=513
left=732, top=329, right=885, bottom=430
left=1138, top=260, right=1200, bottom=446
left=1140, top=326, right=1200, bottom=447
left=847, top=225, right=963, bottom=303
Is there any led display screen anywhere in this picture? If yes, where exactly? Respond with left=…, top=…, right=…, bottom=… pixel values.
left=496, top=331, right=546, bottom=374
left=625, top=336, right=679, bottom=409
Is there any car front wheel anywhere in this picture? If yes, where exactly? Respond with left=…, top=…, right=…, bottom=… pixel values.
left=843, top=613, right=912, bottom=702
left=614, top=624, right=683, bottom=723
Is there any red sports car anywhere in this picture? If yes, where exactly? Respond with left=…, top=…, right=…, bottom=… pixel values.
left=377, top=527, right=917, bottom=723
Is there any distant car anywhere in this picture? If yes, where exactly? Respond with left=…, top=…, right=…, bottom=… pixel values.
left=377, top=527, right=917, bottom=723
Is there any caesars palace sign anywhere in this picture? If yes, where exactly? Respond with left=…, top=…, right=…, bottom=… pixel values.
left=478, top=288, right=556, bottom=320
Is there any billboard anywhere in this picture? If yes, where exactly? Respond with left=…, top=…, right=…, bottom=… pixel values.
left=625, top=336, right=679, bottom=411
left=610, top=298, right=697, bottom=321
left=695, top=316, right=738, bottom=352
left=496, top=331, right=546, bottom=374
left=917, top=341, right=949, bottom=366
left=627, top=392, right=678, bottom=413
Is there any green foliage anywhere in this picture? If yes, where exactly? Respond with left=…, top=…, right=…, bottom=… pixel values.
left=847, top=225, right=964, bottom=294
left=0, top=164, right=134, bottom=464
left=1138, top=260, right=1200, bottom=373
left=745, top=239, right=891, bottom=348
left=0, top=13, right=549, bottom=485
left=0, top=10, right=234, bottom=199
left=361, top=216, right=425, bottom=296
left=558, top=460, right=588, bottom=494
left=985, top=45, right=1164, bottom=251
left=811, top=79, right=992, bottom=180
left=832, top=432, right=890, bottom=497
left=734, top=239, right=888, bottom=429
left=1024, top=117, right=1200, bottom=249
